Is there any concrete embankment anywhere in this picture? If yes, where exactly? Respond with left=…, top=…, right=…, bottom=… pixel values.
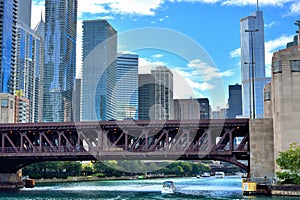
left=35, top=176, right=136, bottom=183
left=35, top=174, right=167, bottom=184
left=271, top=184, right=300, bottom=196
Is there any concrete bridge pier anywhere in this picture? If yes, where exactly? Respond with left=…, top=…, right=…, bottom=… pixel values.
left=0, top=170, right=23, bottom=190
left=246, top=119, right=275, bottom=195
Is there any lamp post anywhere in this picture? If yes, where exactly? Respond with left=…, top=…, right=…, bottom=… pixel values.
left=244, top=61, right=254, bottom=119
left=245, top=29, right=258, bottom=119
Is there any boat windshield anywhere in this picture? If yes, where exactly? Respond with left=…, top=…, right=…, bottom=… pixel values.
left=163, top=181, right=173, bottom=187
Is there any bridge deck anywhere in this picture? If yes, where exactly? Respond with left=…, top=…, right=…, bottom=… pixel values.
left=0, top=119, right=250, bottom=173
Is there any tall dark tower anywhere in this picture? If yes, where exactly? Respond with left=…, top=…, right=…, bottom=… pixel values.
left=228, top=84, right=242, bottom=119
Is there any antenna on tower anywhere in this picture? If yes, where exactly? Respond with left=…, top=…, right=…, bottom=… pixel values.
left=256, top=0, right=259, bottom=11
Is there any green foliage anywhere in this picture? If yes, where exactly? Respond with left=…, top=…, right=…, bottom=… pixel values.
left=172, top=166, right=184, bottom=176
left=22, top=160, right=215, bottom=179
left=276, top=143, right=300, bottom=184
left=23, top=161, right=82, bottom=178
left=92, top=173, right=105, bottom=178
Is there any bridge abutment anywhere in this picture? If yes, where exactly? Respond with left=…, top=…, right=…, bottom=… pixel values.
left=249, top=118, right=275, bottom=179
left=0, top=170, right=23, bottom=190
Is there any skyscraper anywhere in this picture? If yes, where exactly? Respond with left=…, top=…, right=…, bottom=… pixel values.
left=81, top=20, right=117, bottom=121
left=151, top=66, right=174, bottom=120
left=43, top=0, right=77, bottom=122
left=74, top=78, right=81, bottom=122
left=138, top=74, right=155, bottom=120
left=240, top=9, right=270, bottom=118
left=174, top=98, right=210, bottom=120
left=227, top=84, right=242, bottom=119
left=116, top=53, right=138, bottom=120
left=34, top=15, right=45, bottom=122
left=0, top=0, right=18, bottom=94
left=16, top=22, right=42, bottom=122
left=17, top=0, right=31, bottom=27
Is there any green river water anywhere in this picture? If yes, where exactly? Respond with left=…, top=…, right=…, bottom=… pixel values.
left=1, top=176, right=299, bottom=200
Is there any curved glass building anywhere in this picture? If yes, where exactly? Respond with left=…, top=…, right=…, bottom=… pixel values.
left=43, top=0, right=77, bottom=122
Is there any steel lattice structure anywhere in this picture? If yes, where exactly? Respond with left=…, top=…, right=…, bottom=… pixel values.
left=0, top=119, right=249, bottom=173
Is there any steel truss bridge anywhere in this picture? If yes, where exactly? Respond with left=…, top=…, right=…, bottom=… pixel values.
left=0, top=119, right=250, bottom=173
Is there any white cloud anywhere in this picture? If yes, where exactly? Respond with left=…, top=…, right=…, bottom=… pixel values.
left=152, top=54, right=164, bottom=59
left=109, top=0, right=163, bottom=16
left=265, top=21, right=277, bottom=28
left=169, top=0, right=221, bottom=3
left=230, top=48, right=241, bottom=58
left=187, top=59, right=234, bottom=81
left=222, top=0, right=294, bottom=7
left=32, top=0, right=299, bottom=28
left=77, top=0, right=164, bottom=16
left=229, top=35, right=294, bottom=77
left=288, top=1, right=300, bottom=15
left=78, top=0, right=109, bottom=17
left=138, top=58, right=166, bottom=74
left=172, top=70, right=202, bottom=99
left=265, top=35, right=294, bottom=76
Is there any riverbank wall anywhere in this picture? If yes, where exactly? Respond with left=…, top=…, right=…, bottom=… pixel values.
left=271, top=184, right=300, bottom=196
left=35, top=174, right=168, bottom=184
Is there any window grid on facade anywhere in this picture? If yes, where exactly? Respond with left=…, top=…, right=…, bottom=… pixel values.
left=273, top=60, right=282, bottom=73
left=290, top=60, right=300, bottom=72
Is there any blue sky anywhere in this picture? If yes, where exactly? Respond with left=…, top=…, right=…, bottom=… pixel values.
left=31, top=0, right=300, bottom=110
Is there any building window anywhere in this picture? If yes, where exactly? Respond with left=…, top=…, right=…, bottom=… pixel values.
left=273, top=61, right=282, bottom=73
left=264, top=91, right=271, bottom=101
left=1, top=99, right=8, bottom=107
left=290, top=60, right=300, bottom=72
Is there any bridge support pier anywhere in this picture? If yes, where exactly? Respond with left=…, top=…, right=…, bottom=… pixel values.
left=245, top=119, right=275, bottom=195
left=0, top=170, right=23, bottom=190
left=249, top=118, right=275, bottom=179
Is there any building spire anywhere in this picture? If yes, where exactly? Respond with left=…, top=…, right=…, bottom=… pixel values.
left=41, top=10, right=43, bottom=21
left=256, top=0, right=259, bottom=11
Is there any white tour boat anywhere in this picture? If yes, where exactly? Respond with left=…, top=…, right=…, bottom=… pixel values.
left=215, top=171, right=225, bottom=178
left=161, top=181, right=176, bottom=194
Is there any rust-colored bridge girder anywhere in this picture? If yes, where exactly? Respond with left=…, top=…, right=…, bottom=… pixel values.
left=0, top=119, right=250, bottom=173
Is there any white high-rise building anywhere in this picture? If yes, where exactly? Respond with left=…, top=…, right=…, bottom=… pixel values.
left=151, top=66, right=174, bottom=120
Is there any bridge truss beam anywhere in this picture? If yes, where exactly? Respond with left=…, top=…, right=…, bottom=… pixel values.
left=0, top=119, right=250, bottom=173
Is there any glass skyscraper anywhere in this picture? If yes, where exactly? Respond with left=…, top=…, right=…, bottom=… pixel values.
left=16, top=22, right=42, bottom=122
left=17, top=0, right=31, bottom=27
left=240, top=10, right=270, bottom=119
left=116, top=53, right=138, bottom=120
left=34, top=16, right=45, bottom=123
left=43, top=0, right=77, bottom=122
left=0, top=0, right=18, bottom=94
left=81, top=20, right=117, bottom=121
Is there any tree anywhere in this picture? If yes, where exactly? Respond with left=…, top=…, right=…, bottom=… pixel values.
left=82, top=162, right=94, bottom=176
left=172, top=166, right=184, bottom=176
left=276, top=143, right=300, bottom=184
left=62, top=161, right=82, bottom=176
